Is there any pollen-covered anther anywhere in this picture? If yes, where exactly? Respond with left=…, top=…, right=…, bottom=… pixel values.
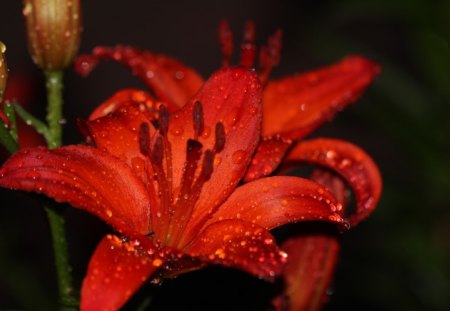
left=219, top=20, right=233, bottom=67
left=138, top=123, right=151, bottom=156
left=258, top=29, right=283, bottom=84
left=214, top=122, right=226, bottom=153
left=158, top=105, right=170, bottom=136
left=240, top=20, right=257, bottom=68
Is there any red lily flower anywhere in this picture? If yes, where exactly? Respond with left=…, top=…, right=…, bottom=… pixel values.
left=0, top=21, right=381, bottom=310
left=73, top=22, right=381, bottom=311
left=0, top=65, right=348, bottom=310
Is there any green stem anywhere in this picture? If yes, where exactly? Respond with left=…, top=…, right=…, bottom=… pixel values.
left=45, top=70, right=64, bottom=149
left=45, top=206, right=78, bottom=310
left=44, top=70, right=78, bottom=309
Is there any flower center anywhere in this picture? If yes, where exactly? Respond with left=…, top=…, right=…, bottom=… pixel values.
left=138, top=102, right=225, bottom=247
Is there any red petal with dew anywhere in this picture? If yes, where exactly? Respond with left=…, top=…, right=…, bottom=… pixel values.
left=185, top=219, right=286, bottom=280
left=274, top=234, right=340, bottom=311
left=170, top=67, right=263, bottom=243
left=244, top=136, right=292, bottom=182
left=83, top=101, right=157, bottom=183
left=262, top=56, right=380, bottom=139
left=75, top=45, right=204, bottom=110
left=286, top=138, right=382, bottom=226
left=88, top=89, right=159, bottom=121
left=205, top=176, right=345, bottom=231
left=81, top=234, right=161, bottom=311
left=0, top=145, right=151, bottom=234
left=273, top=169, right=346, bottom=311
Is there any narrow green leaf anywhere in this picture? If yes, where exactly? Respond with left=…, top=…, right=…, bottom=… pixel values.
left=0, top=120, right=19, bottom=153
left=13, top=102, right=51, bottom=143
left=2, top=101, right=17, bottom=141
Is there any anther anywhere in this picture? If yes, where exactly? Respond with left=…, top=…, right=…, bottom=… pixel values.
left=150, top=135, right=164, bottom=165
left=139, top=122, right=151, bottom=156
left=193, top=101, right=204, bottom=139
left=199, top=150, right=214, bottom=180
left=214, top=122, right=226, bottom=152
left=158, top=105, right=169, bottom=136
left=259, top=29, right=282, bottom=84
left=219, top=20, right=233, bottom=67
left=240, top=20, right=257, bottom=68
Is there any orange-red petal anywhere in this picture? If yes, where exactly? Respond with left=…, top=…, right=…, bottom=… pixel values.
left=274, top=233, right=341, bottom=311
left=185, top=219, right=286, bottom=280
left=0, top=145, right=151, bottom=234
left=81, top=234, right=161, bottom=311
left=88, top=89, right=158, bottom=121
left=205, top=176, right=345, bottom=231
left=262, top=56, right=380, bottom=139
left=75, top=45, right=204, bottom=110
left=244, top=136, right=292, bottom=182
left=170, top=67, right=263, bottom=242
left=286, top=138, right=382, bottom=226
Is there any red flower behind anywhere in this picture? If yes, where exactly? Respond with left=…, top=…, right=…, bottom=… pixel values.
left=0, top=22, right=382, bottom=311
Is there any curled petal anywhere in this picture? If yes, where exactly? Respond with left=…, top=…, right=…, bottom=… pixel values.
left=286, top=138, right=382, bottom=226
left=171, top=67, right=263, bottom=243
left=262, top=56, right=380, bottom=139
left=0, top=145, right=151, bottom=234
left=205, top=176, right=345, bottom=231
left=75, top=45, right=204, bottom=110
left=244, top=136, right=292, bottom=182
left=81, top=234, right=161, bottom=311
left=274, top=233, right=340, bottom=311
left=185, top=219, right=286, bottom=280
left=88, top=89, right=159, bottom=121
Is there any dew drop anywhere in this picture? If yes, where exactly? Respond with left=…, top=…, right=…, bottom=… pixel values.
left=170, top=126, right=184, bottom=136
left=152, top=258, right=163, bottom=267
left=232, top=150, right=247, bottom=164
left=226, top=107, right=240, bottom=126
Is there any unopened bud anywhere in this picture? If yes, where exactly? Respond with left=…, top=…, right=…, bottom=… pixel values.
left=0, top=42, right=7, bottom=102
left=23, top=0, right=82, bottom=70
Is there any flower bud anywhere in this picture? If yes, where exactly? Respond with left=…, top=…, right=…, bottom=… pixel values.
left=23, top=0, right=82, bottom=70
left=0, top=41, right=7, bottom=102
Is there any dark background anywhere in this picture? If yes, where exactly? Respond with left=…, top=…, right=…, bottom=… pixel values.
left=1, top=0, right=449, bottom=310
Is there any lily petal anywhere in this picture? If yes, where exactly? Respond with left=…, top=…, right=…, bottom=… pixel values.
left=0, top=145, right=151, bottom=234
left=273, top=169, right=346, bottom=311
left=170, top=67, right=263, bottom=241
left=83, top=102, right=157, bottom=182
left=244, top=136, right=292, bottom=182
left=88, top=89, right=158, bottom=121
left=262, top=56, right=380, bottom=139
left=81, top=234, right=161, bottom=311
left=185, top=219, right=286, bottom=280
left=75, top=45, right=204, bottom=110
left=286, top=138, right=382, bottom=226
left=274, top=233, right=340, bottom=311
left=205, top=176, right=345, bottom=231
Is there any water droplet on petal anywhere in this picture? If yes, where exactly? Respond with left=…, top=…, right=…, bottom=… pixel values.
left=232, top=150, right=247, bottom=164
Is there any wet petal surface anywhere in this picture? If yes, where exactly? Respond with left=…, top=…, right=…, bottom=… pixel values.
left=286, top=138, right=382, bottom=226
left=244, top=136, right=292, bottom=182
left=0, top=145, right=151, bottom=234
left=205, top=176, right=345, bottom=231
left=185, top=219, right=286, bottom=280
left=169, top=67, right=263, bottom=244
left=75, top=45, right=204, bottom=110
left=262, top=56, right=380, bottom=139
left=81, top=234, right=161, bottom=311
